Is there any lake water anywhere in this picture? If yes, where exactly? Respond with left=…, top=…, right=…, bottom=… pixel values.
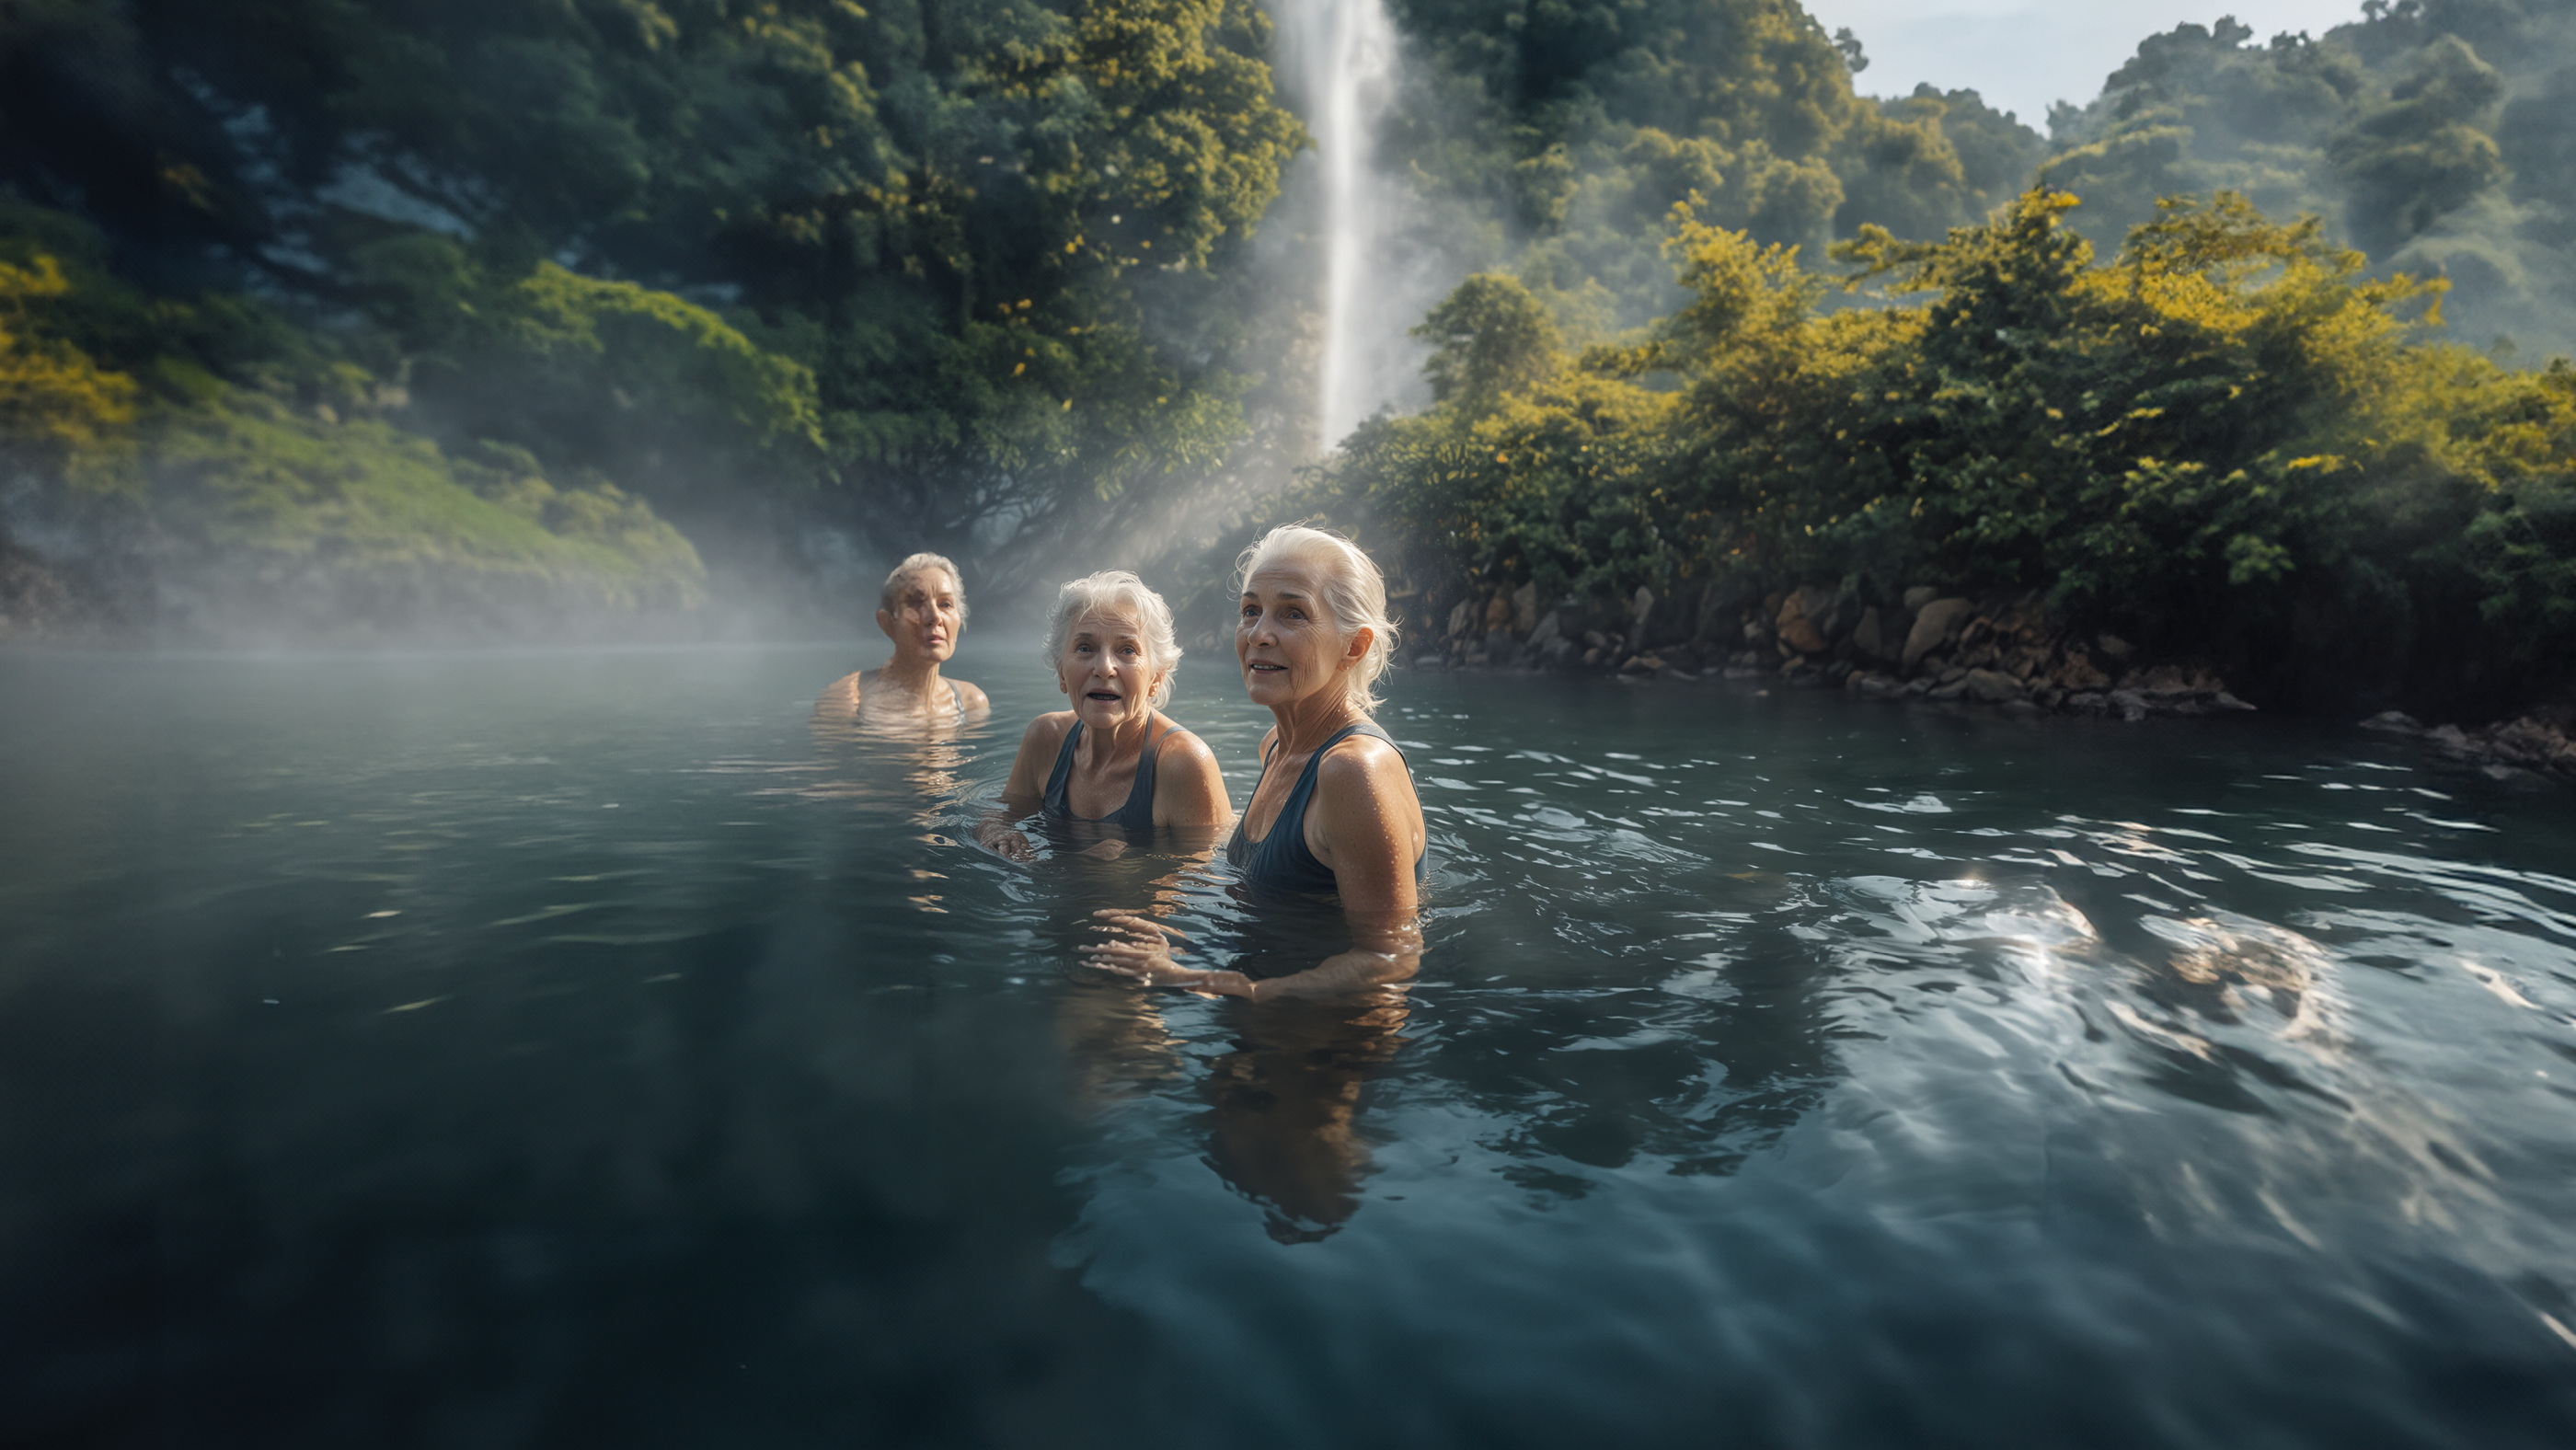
left=4, top=639, right=2573, bottom=1448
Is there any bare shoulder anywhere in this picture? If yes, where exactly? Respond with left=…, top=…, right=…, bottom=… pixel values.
left=1020, top=709, right=1076, bottom=749
left=1155, top=719, right=1223, bottom=768
left=952, top=678, right=992, bottom=715
left=815, top=670, right=866, bottom=715
left=1316, top=731, right=1420, bottom=807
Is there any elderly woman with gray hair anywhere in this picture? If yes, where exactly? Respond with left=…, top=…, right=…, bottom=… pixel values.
left=815, top=552, right=992, bottom=725
left=1086, top=524, right=1427, bottom=1000
left=978, top=570, right=1230, bottom=859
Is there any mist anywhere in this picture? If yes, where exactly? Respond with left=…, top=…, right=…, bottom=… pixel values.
left=4, top=0, right=2573, bottom=667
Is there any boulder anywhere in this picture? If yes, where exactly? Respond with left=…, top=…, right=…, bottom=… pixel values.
left=1512, top=582, right=1539, bottom=635
left=1852, top=605, right=1893, bottom=662
left=2096, top=633, right=2134, bottom=662
left=1778, top=615, right=1829, bottom=654
left=1621, top=652, right=1661, bottom=673
left=1903, top=585, right=1942, bottom=612
left=2359, top=710, right=2422, bottom=734
left=1484, top=593, right=1513, bottom=632
left=1528, top=611, right=1562, bottom=650
left=2109, top=688, right=2149, bottom=722
left=1902, top=597, right=1974, bottom=672
left=1539, top=636, right=1578, bottom=670
left=1627, top=586, right=1656, bottom=652
left=1775, top=588, right=1827, bottom=654
left=2055, top=652, right=2112, bottom=691
left=1964, top=668, right=2028, bottom=704
left=1446, top=598, right=1477, bottom=640
left=1790, top=583, right=1855, bottom=642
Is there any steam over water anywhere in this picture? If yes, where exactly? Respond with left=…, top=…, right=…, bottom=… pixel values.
left=3, top=641, right=2574, bottom=1447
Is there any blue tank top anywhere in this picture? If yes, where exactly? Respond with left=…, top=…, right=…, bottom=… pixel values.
left=1225, top=720, right=1426, bottom=895
left=1043, top=717, right=1178, bottom=832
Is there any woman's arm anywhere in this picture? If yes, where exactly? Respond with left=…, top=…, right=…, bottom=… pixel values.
left=1086, top=734, right=1424, bottom=1000
left=1151, top=729, right=1234, bottom=830
left=974, top=713, right=1066, bottom=860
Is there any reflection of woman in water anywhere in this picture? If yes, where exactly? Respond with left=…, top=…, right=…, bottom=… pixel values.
left=978, top=571, right=1230, bottom=859
left=814, top=553, right=993, bottom=727
left=1086, top=524, right=1426, bottom=999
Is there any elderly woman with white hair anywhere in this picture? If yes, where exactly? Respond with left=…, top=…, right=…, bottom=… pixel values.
left=978, top=570, right=1230, bottom=858
left=815, top=552, right=992, bottom=725
left=1087, top=524, right=1427, bottom=999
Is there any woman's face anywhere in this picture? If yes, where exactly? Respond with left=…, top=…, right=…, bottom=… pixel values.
left=1058, top=609, right=1162, bottom=731
left=1237, top=560, right=1365, bottom=712
left=879, top=569, right=964, bottom=664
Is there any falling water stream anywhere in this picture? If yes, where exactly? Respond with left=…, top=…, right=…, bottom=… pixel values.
left=1273, top=0, right=1416, bottom=445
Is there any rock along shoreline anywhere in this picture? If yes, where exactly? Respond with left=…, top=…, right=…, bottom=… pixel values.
left=1398, top=578, right=2575, bottom=783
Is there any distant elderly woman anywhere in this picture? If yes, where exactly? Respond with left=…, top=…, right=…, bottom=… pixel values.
left=979, top=570, right=1229, bottom=857
left=815, top=552, right=992, bottom=725
left=1087, top=525, right=1427, bottom=998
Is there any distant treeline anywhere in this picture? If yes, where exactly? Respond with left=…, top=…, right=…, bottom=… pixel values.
left=1203, top=0, right=2576, bottom=716
left=0, top=0, right=1305, bottom=631
left=5, top=0, right=2576, bottom=695
left=1261, top=190, right=2573, bottom=716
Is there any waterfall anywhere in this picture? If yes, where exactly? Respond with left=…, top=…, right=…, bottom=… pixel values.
left=1272, top=0, right=1414, bottom=451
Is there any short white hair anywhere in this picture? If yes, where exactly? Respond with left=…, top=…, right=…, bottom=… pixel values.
left=880, top=552, right=966, bottom=619
left=1234, top=523, right=1397, bottom=713
left=1043, top=570, right=1183, bottom=708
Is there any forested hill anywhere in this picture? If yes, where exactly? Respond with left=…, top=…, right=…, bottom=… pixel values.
left=0, top=0, right=2075, bottom=640
left=1, top=0, right=2572, bottom=693
left=0, top=0, right=1307, bottom=634
left=2043, top=0, right=2576, bottom=361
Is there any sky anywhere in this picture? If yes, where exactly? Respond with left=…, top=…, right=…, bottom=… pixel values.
left=1800, top=1, right=2372, bottom=129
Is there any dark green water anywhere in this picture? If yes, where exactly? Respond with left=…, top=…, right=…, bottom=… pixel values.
left=3, top=640, right=2572, bottom=1448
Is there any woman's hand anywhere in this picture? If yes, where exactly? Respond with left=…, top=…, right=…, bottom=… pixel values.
left=1084, top=910, right=1256, bottom=997
left=974, top=817, right=1036, bottom=862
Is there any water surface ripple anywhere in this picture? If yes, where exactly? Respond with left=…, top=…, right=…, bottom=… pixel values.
left=2, top=644, right=2570, bottom=1448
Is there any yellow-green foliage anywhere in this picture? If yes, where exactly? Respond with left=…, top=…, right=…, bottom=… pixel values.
left=0, top=231, right=707, bottom=623
left=1336, top=187, right=2576, bottom=705
left=147, top=393, right=706, bottom=610
left=0, top=255, right=137, bottom=479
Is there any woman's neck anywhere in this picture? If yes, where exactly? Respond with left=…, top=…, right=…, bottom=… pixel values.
left=873, top=655, right=946, bottom=706
left=1075, top=709, right=1156, bottom=767
left=1269, top=691, right=1363, bottom=757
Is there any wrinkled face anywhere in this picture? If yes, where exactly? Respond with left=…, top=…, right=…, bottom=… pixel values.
left=878, top=569, right=963, bottom=663
left=1237, top=561, right=1365, bottom=711
left=1057, top=609, right=1162, bottom=730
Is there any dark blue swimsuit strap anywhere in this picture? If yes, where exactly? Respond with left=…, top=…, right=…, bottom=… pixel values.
left=1225, top=720, right=1424, bottom=894
left=1043, top=716, right=1172, bottom=831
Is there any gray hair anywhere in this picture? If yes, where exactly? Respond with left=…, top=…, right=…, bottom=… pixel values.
left=1043, top=570, right=1183, bottom=708
left=1234, top=524, right=1397, bottom=713
left=880, top=552, right=967, bottom=619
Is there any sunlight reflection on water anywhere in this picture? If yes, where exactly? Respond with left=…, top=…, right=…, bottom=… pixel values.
left=2, top=641, right=2572, bottom=1446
